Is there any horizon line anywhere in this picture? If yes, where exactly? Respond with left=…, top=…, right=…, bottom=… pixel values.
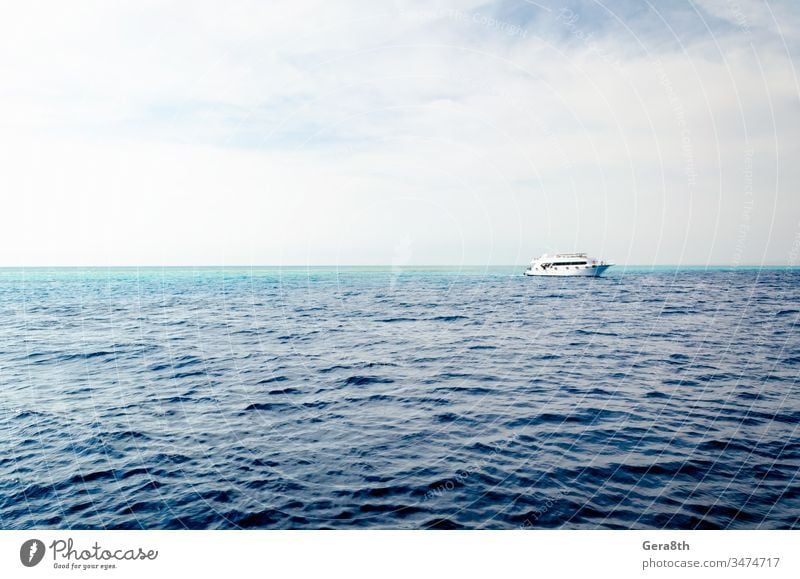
left=1, top=263, right=798, bottom=269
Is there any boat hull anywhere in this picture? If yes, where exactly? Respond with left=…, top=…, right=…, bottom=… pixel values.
left=524, top=264, right=612, bottom=277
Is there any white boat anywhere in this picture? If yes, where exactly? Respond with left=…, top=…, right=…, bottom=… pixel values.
left=524, top=252, right=613, bottom=277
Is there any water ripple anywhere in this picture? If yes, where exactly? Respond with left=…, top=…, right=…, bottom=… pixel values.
left=0, top=267, right=798, bottom=529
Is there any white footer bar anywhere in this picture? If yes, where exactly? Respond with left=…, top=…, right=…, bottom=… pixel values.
left=1, top=530, right=796, bottom=578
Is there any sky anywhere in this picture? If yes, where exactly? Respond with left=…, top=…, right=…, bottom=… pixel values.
left=0, top=0, right=798, bottom=266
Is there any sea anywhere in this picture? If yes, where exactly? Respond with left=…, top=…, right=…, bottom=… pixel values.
left=0, top=266, right=798, bottom=529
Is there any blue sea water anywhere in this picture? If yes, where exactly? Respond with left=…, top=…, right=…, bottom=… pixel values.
left=0, top=266, right=798, bottom=529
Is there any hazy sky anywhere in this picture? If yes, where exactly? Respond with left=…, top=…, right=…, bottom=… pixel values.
left=1, top=0, right=798, bottom=266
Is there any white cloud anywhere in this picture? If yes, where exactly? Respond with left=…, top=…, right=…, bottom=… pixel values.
left=0, top=0, right=797, bottom=265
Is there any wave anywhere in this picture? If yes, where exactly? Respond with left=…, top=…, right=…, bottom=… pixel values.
left=2, top=268, right=799, bottom=529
